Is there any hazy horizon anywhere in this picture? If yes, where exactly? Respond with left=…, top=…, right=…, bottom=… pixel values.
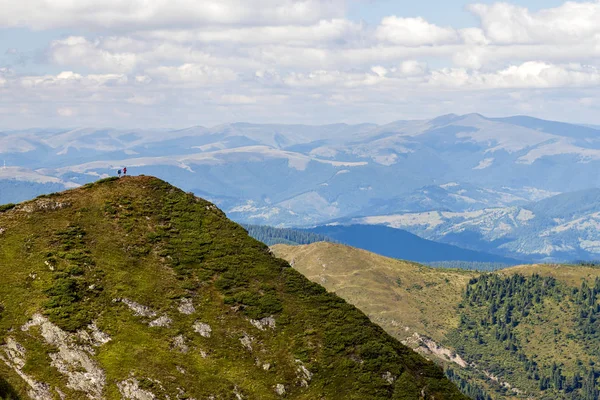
left=2, top=0, right=600, bottom=128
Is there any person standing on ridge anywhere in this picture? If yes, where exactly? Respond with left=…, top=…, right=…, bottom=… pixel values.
left=123, top=167, right=127, bottom=176
left=118, top=169, right=122, bottom=178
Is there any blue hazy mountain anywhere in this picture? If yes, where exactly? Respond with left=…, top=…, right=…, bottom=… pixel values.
left=346, top=188, right=600, bottom=262
left=2, top=114, right=600, bottom=261
left=308, top=225, right=521, bottom=264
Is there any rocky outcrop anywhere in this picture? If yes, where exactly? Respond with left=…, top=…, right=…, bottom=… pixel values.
left=149, top=315, right=172, bottom=328
left=403, top=333, right=467, bottom=368
left=239, top=334, right=254, bottom=352
left=250, top=316, right=276, bottom=331
left=21, top=314, right=109, bottom=399
left=295, top=360, right=313, bottom=387
left=117, top=378, right=156, bottom=400
left=178, top=298, right=195, bottom=315
left=20, top=200, right=71, bottom=213
left=115, top=298, right=158, bottom=318
left=193, top=321, right=212, bottom=338
left=0, top=337, right=53, bottom=400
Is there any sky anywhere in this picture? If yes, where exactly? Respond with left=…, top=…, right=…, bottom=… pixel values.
left=1, top=0, right=600, bottom=129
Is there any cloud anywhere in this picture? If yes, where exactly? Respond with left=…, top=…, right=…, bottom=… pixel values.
left=148, top=63, right=238, bottom=85
left=3, top=0, right=600, bottom=128
left=0, top=0, right=346, bottom=30
left=469, top=1, right=600, bottom=44
left=20, top=71, right=128, bottom=88
left=49, top=37, right=137, bottom=73
left=143, top=19, right=363, bottom=46
left=375, top=16, right=459, bottom=46
left=126, top=94, right=162, bottom=105
left=56, top=107, right=76, bottom=117
left=429, top=62, right=600, bottom=89
left=398, top=60, right=428, bottom=76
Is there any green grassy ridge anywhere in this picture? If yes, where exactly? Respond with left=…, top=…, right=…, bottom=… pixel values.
left=0, top=176, right=466, bottom=399
left=273, top=243, right=600, bottom=399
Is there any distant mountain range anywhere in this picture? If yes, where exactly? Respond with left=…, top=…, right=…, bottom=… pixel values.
left=2, top=113, right=600, bottom=261
left=344, top=188, right=600, bottom=262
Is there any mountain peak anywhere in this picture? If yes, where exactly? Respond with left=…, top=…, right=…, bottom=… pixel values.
left=0, top=176, right=465, bottom=399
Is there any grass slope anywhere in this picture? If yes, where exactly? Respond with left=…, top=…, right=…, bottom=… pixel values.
left=272, top=242, right=478, bottom=344
left=273, top=243, right=600, bottom=399
left=0, top=176, right=465, bottom=400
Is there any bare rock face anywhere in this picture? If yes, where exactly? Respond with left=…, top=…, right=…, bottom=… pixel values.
left=118, top=378, right=157, bottom=400
left=0, top=337, right=53, bottom=400
left=382, top=371, right=396, bottom=385
left=77, top=323, right=112, bottom=347
left=193, top=321, right=212, bottom=338
left=275, top=384, right=286, bottom=396
left=239, top=334, right=254, bottom=352
left=172, top=335, right=189, bottom=353
left=250, top=316, right=276, bottom=331
left=295, top=360, right=313, bottom=388
left=178, top=298, right=196, bottom=315
left=20, top=200, right=71, bottom=213
left=115, top=298, right=158, bottom=318
left=21, top=314, right=109, bottom=400
left=149, top=315, right=172, bottom=328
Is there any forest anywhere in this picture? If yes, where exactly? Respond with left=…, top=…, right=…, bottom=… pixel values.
left=446, top=273, right=600, bottom=399
left=243, top=224, right=335, bottom=246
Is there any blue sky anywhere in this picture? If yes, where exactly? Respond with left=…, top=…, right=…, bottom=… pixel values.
left=1, top=0, right=599, bottom=128
left=347, top=0, right=567, bottom=25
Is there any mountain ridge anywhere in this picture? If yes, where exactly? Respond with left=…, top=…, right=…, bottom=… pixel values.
left=0, top=176, right=465, bottom=399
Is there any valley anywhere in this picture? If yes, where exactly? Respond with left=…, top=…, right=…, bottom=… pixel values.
left=273, top=243, right=600, bottom=399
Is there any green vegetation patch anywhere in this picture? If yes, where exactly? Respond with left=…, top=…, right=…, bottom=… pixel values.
left=0, top=204, right=15, bottom=213
left=446, top=273, right=600, bottom=399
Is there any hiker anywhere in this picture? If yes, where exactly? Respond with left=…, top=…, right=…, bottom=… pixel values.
left=118, top=169, right=122, bottom=178
left=123, top=167, right=127, bottom=176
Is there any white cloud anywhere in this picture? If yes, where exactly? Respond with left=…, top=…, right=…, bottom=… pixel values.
left=398, top=60, right=428, bottom=76
left=429, top=62, right=600, bottom=89
left=375, top=16, right=459, bottom=46
left=371, top=66, right=388, bottom=77
left=20, top=71, right=128, bottom=88
left=148, top=63, right=237, bottom=85
left=49, top=37, right=137, bottom=73
left=57, top=107, right=76, bottom=117
left=143, top=19, right=363, bottom=46
left=3, top=0, right=600, bottom=128
left=469, top=1, right=600, bottom=44
left=0, top=0, right=346, bottom=30
left=219, top=94, right=258, bottom=104
left=127, top=94, right=162, bottom=105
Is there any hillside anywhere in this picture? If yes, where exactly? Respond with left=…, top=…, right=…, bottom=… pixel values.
left=273, top=243, right=600, bottom=399
left=271, top=243, right=478, bottom=344
left=307, top=225, right=520, bottom=264
left=0, top=176, right=465, bottom=399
